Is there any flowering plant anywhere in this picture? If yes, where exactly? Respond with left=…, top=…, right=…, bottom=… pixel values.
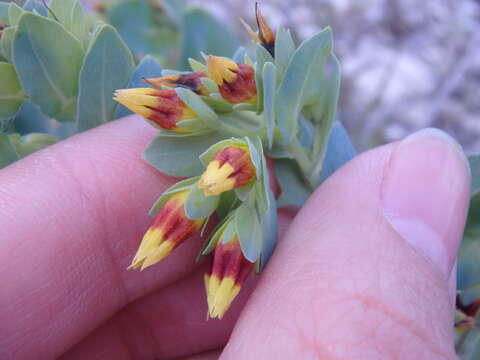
left=114, top=5, right=350, bottom=319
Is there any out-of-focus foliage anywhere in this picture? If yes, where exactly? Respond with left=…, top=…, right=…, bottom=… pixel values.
left=0, top=0, right=239, bottom=167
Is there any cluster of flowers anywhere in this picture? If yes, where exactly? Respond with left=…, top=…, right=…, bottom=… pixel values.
left=114, top=6, right=275, bottom=319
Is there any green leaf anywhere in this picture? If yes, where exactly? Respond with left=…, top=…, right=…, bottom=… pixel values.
left=235, top=203, right=262, bottom=262
left=23, top=0, right=48, bottom=16
left=216, top=191, right=239, bottom=219
left=8, top=3, right=24, bottom=26
left=0, top=62, right=25, bottom=120
left=232, top=46, right=247, bottom=63
left=14, top=13, right=84, bottom=122
left=105, top=0, right=178, bottom=61
left=10, top=132, right=57, bottom=158
left=162, top=0, right=186, bottom=27
left=149, top=177, right=199, bottom=216
left=175, top=88, right=219, bottom=127
left=0, top=3, right=9, bottom=24
left=275, top=159, right=311, bottom=207
left=0, top=26, right=16, bottom=62
left=179, top=8, right=239, bottom=70
left=77, top=24, right=134, bottom=131
left=70, top=1, right=93, bottom=48
left=48, top=0, right=76, bottom=25
left=456, top=326, right=480, bottom=360
left=262, top=61, right=276, bottom=148
left=274, top=27, right=295, bottom=80
left=458, top=228, right=480, bottom=305
left=185, top=182, right=219, bottom=220
left=469, top=154, right=480, bottom=197
left=320, top=122, right=357, bottom=182
left=143, top=131, right=225, bottom=177
left=188, top=58, right=207, bottom=73
left=275, top=28, right=333, bottom=143
left=0, top=133, right=19, bottom=168
left=115, top=55, right=163, bottom=119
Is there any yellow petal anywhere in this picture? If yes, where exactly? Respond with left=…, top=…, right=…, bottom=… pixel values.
left=198, top=161, right=235, bottom=196
left=206, top=56, right=238, bottom=85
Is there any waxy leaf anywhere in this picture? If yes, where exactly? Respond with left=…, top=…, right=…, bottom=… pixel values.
left=0, top=3, right=9, bottom=24
left=77, top=25, right=134, bottom=131
left=235, top=203, right=262, bottom=262
left=320, top=122, right=357, bottom=182
left=275, top=28, right=333, bottom=143
left=0, top=26, right=16, bottom=62
left=0, top=62, right=25, bottom=120
left=262, top=62, right=276, bottom=148
left=275, top=159, right=311, bottom=207
left=185, top=182, right=220, bottom=220
left=23, top=0, right=48, bottom=16
left=274, top=27, right=295, bottom=80
left=8, top=3, right=23, bottom=26
left=0, top=133, right=19, bottom=169
left=14, top=13, right=84, bottom=122
left=144, top=132, right=225, bottom=177
left=469, top=154, right=480, bottom=197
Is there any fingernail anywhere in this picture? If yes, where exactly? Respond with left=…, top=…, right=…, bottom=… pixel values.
left=382, top=128, right=471, bottom=278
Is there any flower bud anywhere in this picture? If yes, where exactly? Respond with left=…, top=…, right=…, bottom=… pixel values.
left=113, top=88, right=196, bottom=132
left=206, top=56, right=256, bottom=104
left=129, top=191, right=204, bottom=270
left=241, top=3, right=275, bottom=56
left=204, top=233, right=254, bottom=319
left=143, top=72, right=208, bottom=95
left=199, top=144, right=256, bottom=196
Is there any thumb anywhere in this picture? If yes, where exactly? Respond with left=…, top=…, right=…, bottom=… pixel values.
left=222, top=129, right=470, bottom=359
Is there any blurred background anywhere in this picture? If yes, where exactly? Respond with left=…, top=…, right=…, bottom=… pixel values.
left=194, top=0, right=480, bottom=153
left=7, top=0, right=480, bottom=153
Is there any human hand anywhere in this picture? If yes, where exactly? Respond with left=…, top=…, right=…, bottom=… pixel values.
left=0, top=117, right=470, bottom=359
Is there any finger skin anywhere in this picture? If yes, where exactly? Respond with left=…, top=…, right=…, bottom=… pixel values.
left=0, top=117, right=208, bottom=360
left=222, top=141, right=470, bottom=359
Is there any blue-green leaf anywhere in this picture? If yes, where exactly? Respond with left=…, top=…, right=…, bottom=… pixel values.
left=0, top=133, right=19, bottom=168
left=262, top=62, right=276, bottom=148
left=8, top=3, right=23, bottom=26
left=179, top=8, right=239, bottom=70
left=469, top=155, right=480, bottom=197
left=175, top=88, right=219, bottom=127
left=185, top=183, right=219, bottom=220
left=144, top=132, right=225, bottom=177
left=232, top=46, right=247, bottom=63
left=77, top=25, right=134, bottom=131
left=0, top=26, right=16, bottom=62
left=275, top=159, right=311, bottom=207
left=23, top=0, right=48, bottom=16
left=115, top=55, right=163, bottom=119
left=235, top=203, right=262, bottom=262
left=0, top=62, right=25, bottom=120
left=14, top=13, right=84, bottom=122
left=274, top=26, right=295, bottom=80
left=275, top=28, right=333, bottom=143
left=320, top=122, right=357, bottom=182
left=0, top=3, right=9, bottom=24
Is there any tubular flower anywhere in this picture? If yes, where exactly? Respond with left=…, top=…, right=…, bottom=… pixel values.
left=204, top=234, right=254, bottom=319
left=199, top=145, right=256, bottom=196
left=241, top=3, right=275, bottom=56
left=143, top=72, right=209, bottom=95
left=206, top=56, right=257, bottom=104
left=113, top=88, right=196, bottom=132
left=129, top=191, right=204, bottom=270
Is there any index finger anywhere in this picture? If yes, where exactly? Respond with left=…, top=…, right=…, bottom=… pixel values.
left=0, top=116, right=207, bottom=359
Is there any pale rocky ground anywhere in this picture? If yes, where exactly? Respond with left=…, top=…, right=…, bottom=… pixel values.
left=193, top=0, right=480, bottom=153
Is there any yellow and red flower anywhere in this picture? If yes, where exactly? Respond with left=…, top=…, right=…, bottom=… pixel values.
left=129, top=190, right=204, bottom=270
left=143, top=72, right=209, bottom=95
left=206, top=56, right=257, bottom=104
left=199, top=144, right=256, bottom=196
left=204, top=234, right=254, bottom=319
left=241, top=3, right=275, bottom=56
left=113, top=88, right=196, bottom=132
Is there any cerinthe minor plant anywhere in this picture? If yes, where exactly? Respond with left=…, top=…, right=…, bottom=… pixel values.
left=114, top=4, right=348, bottom=319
